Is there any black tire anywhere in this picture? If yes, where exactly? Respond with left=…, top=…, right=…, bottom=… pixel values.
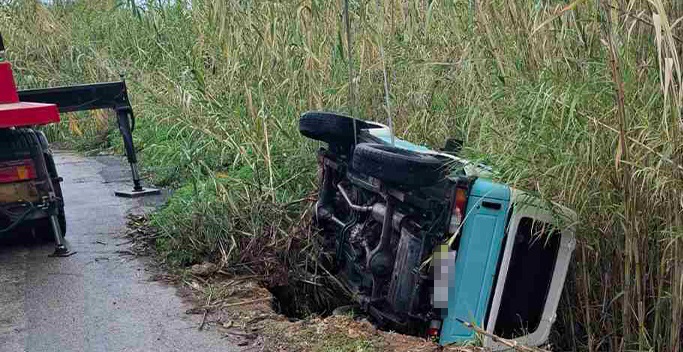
left=35, top=131, right=50, bottom=151
left=44, top=152, right=58, bottom=178
left=299, top=111, right=366, bottom=145
left=0, top=128, right=41, bottom=161
left=41, top=138, right=66, bottom=238
left=352, top=143, right=447, bottom=188
left=40, top=153, right=67, bottom=241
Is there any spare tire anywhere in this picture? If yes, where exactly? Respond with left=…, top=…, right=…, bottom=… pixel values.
left=352, top=143, right=447, bottom=188
left=299, top=111, right=366, bottom=145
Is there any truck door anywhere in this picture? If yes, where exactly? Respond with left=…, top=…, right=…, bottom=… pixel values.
left=440, top=179, right=510, bottom=345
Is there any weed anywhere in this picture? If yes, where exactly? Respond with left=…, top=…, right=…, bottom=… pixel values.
left=2, top=0, right=682, bottom=350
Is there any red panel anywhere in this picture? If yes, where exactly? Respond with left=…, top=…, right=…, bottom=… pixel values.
left=0, top=102, right=60, bottom=128
left=0, top=61, right=60, bottom=128
left=0, top=62, right=19, bottom=104
left=0, top=159, right=37, bottom=183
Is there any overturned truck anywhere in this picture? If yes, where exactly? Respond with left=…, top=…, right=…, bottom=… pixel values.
left=299, top=112, right=576, bottom=349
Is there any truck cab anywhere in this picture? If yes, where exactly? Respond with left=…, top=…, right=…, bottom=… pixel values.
left=0, top=54, right=67, bottom=249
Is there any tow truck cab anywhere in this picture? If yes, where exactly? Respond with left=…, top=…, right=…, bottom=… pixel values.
left=0, top=129, right=65, bottom=239
left=0, top=57, right=65, bottom=243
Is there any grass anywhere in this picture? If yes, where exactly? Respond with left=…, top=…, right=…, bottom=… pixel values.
left=262, top=314, right=381, bottom=352
left=313, top=335, right=375, bottom=352
left=2, top=0, right=683, bottom=350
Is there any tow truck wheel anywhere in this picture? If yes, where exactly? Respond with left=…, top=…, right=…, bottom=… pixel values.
left=35, top=152, right=66, bottom=242
left=0, top=128, right=39, bottom=160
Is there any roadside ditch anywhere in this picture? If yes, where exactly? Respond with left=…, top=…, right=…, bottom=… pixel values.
left=122, top=214, right=466, bottom=352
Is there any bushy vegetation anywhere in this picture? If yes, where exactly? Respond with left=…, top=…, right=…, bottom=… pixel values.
left=2, top=0, right=682, bottom=350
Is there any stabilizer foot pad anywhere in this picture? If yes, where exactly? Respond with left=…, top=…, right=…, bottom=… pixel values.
left=49, top=246, right=77, bottom=257
left=115, top=188, right=161, bottom=198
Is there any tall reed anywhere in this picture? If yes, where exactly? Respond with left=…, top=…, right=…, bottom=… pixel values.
left=1, top=0, right=681, bottom=349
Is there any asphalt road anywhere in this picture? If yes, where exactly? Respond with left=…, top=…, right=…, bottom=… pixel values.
left=0, top=152, right=239, bottom=352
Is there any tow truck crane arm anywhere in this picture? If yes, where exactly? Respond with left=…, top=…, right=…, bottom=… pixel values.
left=1, top=31, right=156, bottom=197
left=17, top=80, right=157, bottom=197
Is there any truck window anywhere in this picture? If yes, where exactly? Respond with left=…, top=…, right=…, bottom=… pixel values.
left=494, top=217, right=561, bottom=338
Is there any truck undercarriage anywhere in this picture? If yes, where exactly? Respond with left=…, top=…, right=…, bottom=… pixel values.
left=298, top=111, right=577, bottom=348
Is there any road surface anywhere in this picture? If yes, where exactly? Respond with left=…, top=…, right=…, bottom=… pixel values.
left=0, top=152, right=239, bottom=352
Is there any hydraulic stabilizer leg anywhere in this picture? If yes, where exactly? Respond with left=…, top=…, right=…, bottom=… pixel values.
left=28, top=133, right=75, bottom=258
left=45, top=180, right=74, bottom=257
left=48, top=211, right=74, bottom=257
left=114, top=107, right=160, bottom=198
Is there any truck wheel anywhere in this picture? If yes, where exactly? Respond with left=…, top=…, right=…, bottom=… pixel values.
left=299, top=111, right=365, bottom=145
left=35, top=154, right=67, bottom=242
left=0, top=128, right=41, bottom=161
left=35, top=130, right=50, bottom=151
left=352, top=143, right=447, bottom=188
left=46, top=152, right=66, bottom=239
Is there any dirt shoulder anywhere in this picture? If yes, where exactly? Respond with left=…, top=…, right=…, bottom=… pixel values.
left=125, top=214, right=478, bottom=352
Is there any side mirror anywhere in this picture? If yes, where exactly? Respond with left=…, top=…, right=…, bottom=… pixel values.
left=441, top=138, right=463, bottom=155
